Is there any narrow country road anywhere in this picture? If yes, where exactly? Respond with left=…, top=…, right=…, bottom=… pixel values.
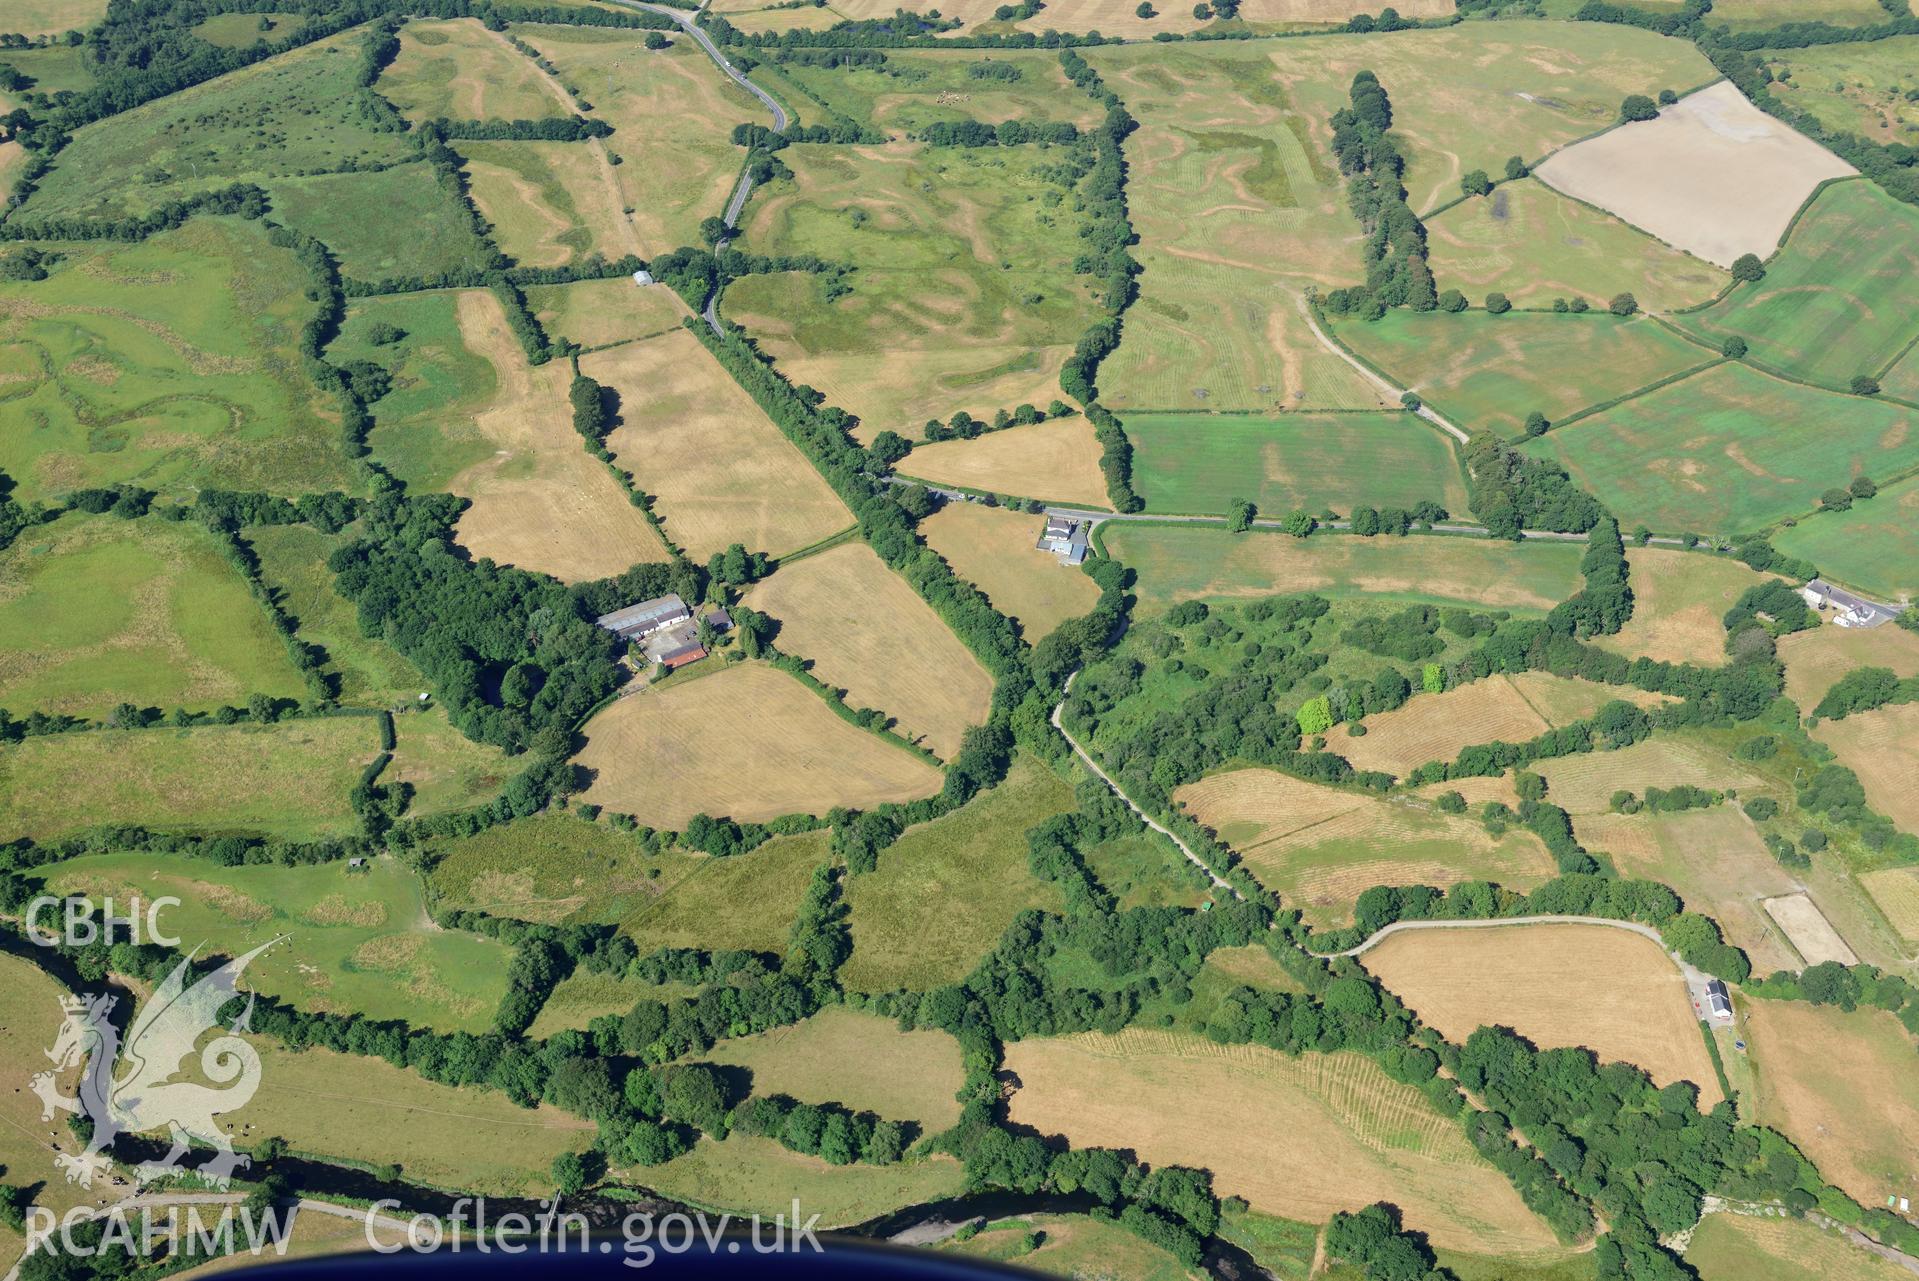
left=1299, top=297, right=1469, bottom=444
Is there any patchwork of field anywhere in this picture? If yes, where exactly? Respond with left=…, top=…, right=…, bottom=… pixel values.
left=527, top=276, right=688, bottom=350
left=577, top=662, right=944, bottom=827
left=458, top=140, right=629, bottom=268
left=700, top=1008, right=965, bottom=1129
left=1175, top=768, right=1555, bottom=923
left=1810, top=701, right=1919, bottom=834
left=918, top=500, right=1102, bottom=641
left=1361, top=923, right=1721, bottom=1103
left=1774, top=473, right=1919, bottom=603
left=1533, top=82, right=1856, bottom=269
left=0, top=717, right=377, bottom=841
left=0, top=219, right=352, bottom=503
left=726, top=143, right=1098, bottom=441
left=1425, top=178, right=1728, bottom=311
left=843, top=753, right=1072, bottom=991
left=21, top=31, right=414, bottom=219
left=1594, top=548, right=1773, bottom=667
left=742, top=542, right=996, bottom=759
left=426, top=811, right=706, bottom=926
left=1778, top=616, right=1919, bottom=712
left=1125, top=412, right=1469, bottom=516
left=636, top=1135, right=966, bottom=1227
left=1331, top=310, right=1712, bottom=439
left=1764, top=37, right=1919, bottom=144
left=1675, top=180, right=1919, bottom=389
left=1004, top=1030, right=1562, bottom=1256
left=618, top=830, right=832, bottom=954
left=249, top=524, right=426, bottom=708
left=1687, top=1211, right=1916, bottom=1281
left=380, top=18, right=567, bottom=123
left=898, top=417, right=1112, bottom=507
left=440, top=291, right=671, bottom=580
left=1324, top=673, right=1650, bottom=776
left=3, top=0, right=106, bottom=35
left=583, top=330, right=851, bottom=559
left=1104, top=526, right=1585, bottom=614
left=1743, top=999, right=1919, bottom=1210
left=268, top=164, right=496, bottom=284
left=1529, top=361, right=1919, bottom=534
left=755, top=47, right=1104, bottom=135
left=1535, top=733, right=1770, bottom=814
left=0, top=516, right=305, bottom=718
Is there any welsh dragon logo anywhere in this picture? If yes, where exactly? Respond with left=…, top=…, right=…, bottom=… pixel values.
left=31, top=941, right=275, bottom=1190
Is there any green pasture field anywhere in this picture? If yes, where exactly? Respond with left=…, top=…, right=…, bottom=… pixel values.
left=1424, top=178, right=1728, bottom=312
left=0, top=42, right=99, bottom=101
left=1216, top=1206, right=1320, bottom=1281
left=1675, top=180, right=1919, bottom=389
left=387, top=707, right=513, bottom=816
left=1101, top=525, right=1585, bottom=615
left=527, top=969, right=703, bottom=1038
left=1125, top=412, right=1469, bottom=516
left=248, top=523, right=425, bottom=708
left=2, top=0, right=106, bottom=37
left=1888, top=342, right=1919, bottom=403
left=0, top=219, right=354, bottom=503
left=1686, top=1211, right=1914, bottom=1281
left=1764, top=38, right=1919, bottom=144
left=701, top=1007, right=966, bottom=1129
left=636, top=1136, right=966, bottom=1227
left=426, top=812, right=708, bottom=925
left=455, top=139, right=620, bottom=268
left=0, top=515, right=305, bottom=719
left=40, top=851, right=513, bottom=1032
left=191, top=11, right=309, bottom=47
left=1528, top=361, right=1919, bottom=534
left=620, top=830, right=833, bottom=954
left=0, top=717, right=378, bottom=841
left=842, top=753, right=1071, bottom=992
left=943, top=1213, right=1198, bottom=1281
left=379, top=17, right=567, bottom=124
left=1332, top=309, right=1715, bottom=438
left=22, top=31, right=414, bottom=220
left=330, top=291, right=499, bottom=489
left=1773, top=472, right=1919, bottom=601
left=1710, top=0, right=1893, bottom=28
left=268, top=163, right=495, bottom=284
left=753, top=48, right=1102, bottom=134
left=1084, top=830, right=1213, bottom=910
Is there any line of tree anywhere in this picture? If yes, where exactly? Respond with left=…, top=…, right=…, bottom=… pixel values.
left=1320, top=71, right=1434, bottom=318
left=919, top=118, right=1081, bottom=146
left=1462, top=432, right=1605, bottom=536
left=428, top=115, right=612, bottom=141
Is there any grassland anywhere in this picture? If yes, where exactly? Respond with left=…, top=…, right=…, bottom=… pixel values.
left=526, top=277, right=688, bottom=350
left=742, top=542, right=996, bottom=760
left=387, top=707, right=512, bottom=816
left=1861, top=866, right=1919, bottom=948
left=991, top=0, right=1453, bottom=35
left=1533, top=82, right=1857, bottom=269
left=942, top=1214, right=1200, bottom=1281
left=1594, top=548, right=1775, bottom=666
left=1812, top=701, right=1919, bottom=835
left=1773, top=473, right=1919, bottom=602
left=898, top=418, right=1112, bottom=507
left=23, top=32, right=413, bottom=219
left=635, top=1135, right=966, bottom=1226
left=1765, top=38, right=1919, bottom=144
left=1777, top=617, right=1919, bottom=711
left=43, top=851, right=513, bottom=1030
left=1676, top=180, right=1919, bottom=388
left=3, top=0, right=107, bottom=35
left=755, top=48, right=1102, bottom=135
left=1887, top=341, right=1919, bottom=403
left=268, top=164, right=495, bottom=284
left=1086, top=829, right=1215, bottom=910
left=190, top=12, right=309, bottom=47
left=527, top=970, right=702, bottom=1038
left=0, top=219, right=353, bottom=503
left=425, top=811, right=707, bottom=926
left=0, top=142, right=24, bottom=206
left=1005, top=1030, right=1561, bottom=1257
left=458, top=140, right=629, bottom=268
left=332, top=290, right=497, bottom=487
left=1103, top=526, right=1584, bottom=615
left=578, top=662, right=944, bottom=827
left=1175, top=768, right=1555, bottom=926
left=700, top=1008, right=965, bottom=1128
left=1332, top=310, right=1713, bottom=439
left=380, top=18, right=566, bottom=122
left=0, top=956, right=97, bottom=1231
left=918, top=500, right=1101, bottom=640
left=725, top=142, right=1098, bottom=441
left=0, top=717, right=378, bottom=841
left=618, top=830, right=832, bottom=954
left=1425, top=178, right=1728, bottom=311
left=248, top=524, right=425, bottom=708
left=843, top=753, right=1072, bottom=991
left=0, top=515, right=306, bottom=718
left=1711, top=0, right=1894, bottom=28
left=1324, top=674, right=1594, bottom=776
left=1362, top=924, right=1721, bottom=1103
left=1124, top=412, right=1468, bottom=516
left=582, top=329, right=852, bottom=559
left=1534, top=732, right=1771, bottom=814
left=1743, top=999, right=1919, bottom=1210
left=514, top=26, right=762, bottom=255
left=1529, top=361, right=1919, bottom=535
left=1687, top=1212, right=1915, bottom=1281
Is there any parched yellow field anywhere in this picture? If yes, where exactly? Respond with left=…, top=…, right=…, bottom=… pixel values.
left=1595, top=548, right=1775, bottom=667
left=742, top=542, right=995, bottom=760
left=380, top=18, right=566, bottom=123
left=445, top=290, right=671, bottom=580
left=526, top=276, right=688, bottom=350
left=1006, top=0, right=1452, bottom=32
left=1005, top=1030, right=1562, bottom=1257
left=1327, top=676, right=1551, bottom=776
left=918, top=500, right=1102, bottom=641
left=1362, top=924, right=1722, bottom=1104
left=1811, top=701, right=1919, bottom=833
left=515, top=26, right=765, bottom=255
left=1535, top=734, right=1770, bottom=814
left=1860, top=866, right=1919, bottom=947
left=4, top=0, right=107, bottom=36
left=700, top=1008, right=965, bottom=1129
left=0, top=956, right=97, bottom=1229
left=1778, top=620, right=1919, bottom=715
left=1762, top=892, right=1858, bottom=967
left=583, top=330, right=850, bottom=559
left=0, top=142, right=24, bottom=208
left=459, top=140, right=631, bottom=267
left=1743, top=999, right=1919, bottom=1210
left=578, top=662, right=943, bottom=826
left=636, top=1134, right=967, bottom=1227
left=899, top=418, right=1112, bottom=508
left=1688, top=1211, right=1916, bottom=1281
left=1505, top=671, right=1672, bottom=727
